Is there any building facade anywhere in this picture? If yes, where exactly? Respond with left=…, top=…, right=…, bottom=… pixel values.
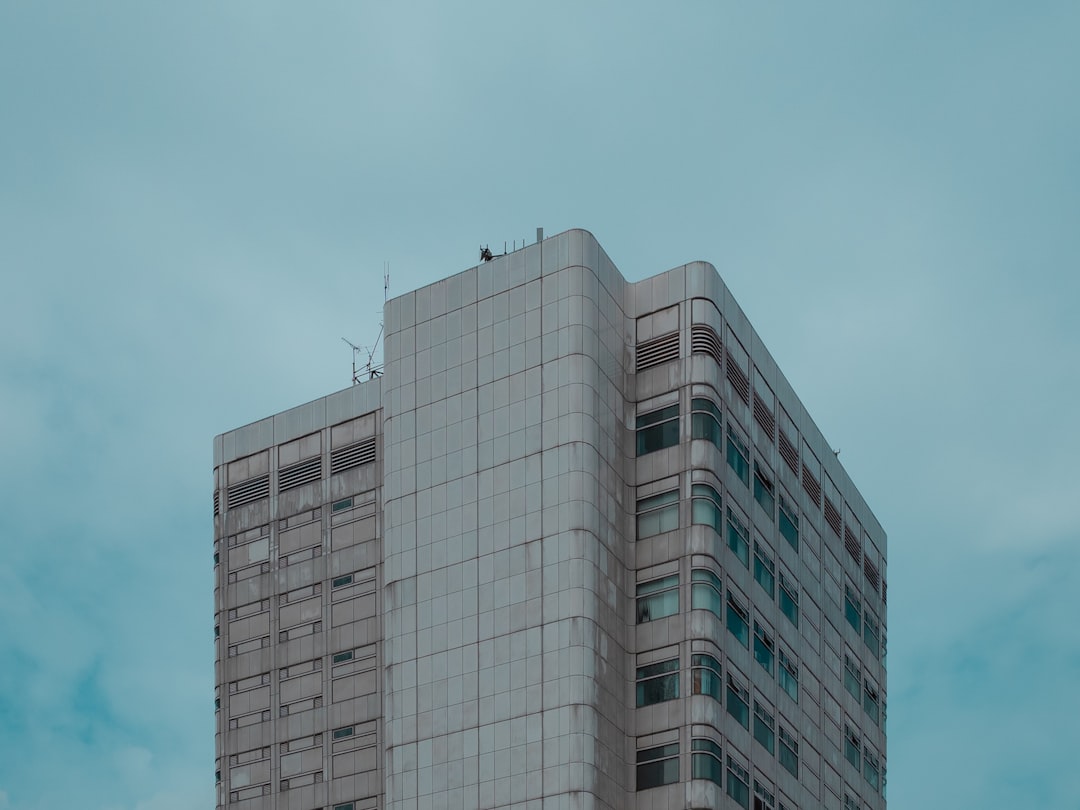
left=213, top=229, right=887, bottom=810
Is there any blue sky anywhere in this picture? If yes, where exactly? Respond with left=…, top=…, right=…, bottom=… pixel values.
left=2, top=2, right=1079, bottom=808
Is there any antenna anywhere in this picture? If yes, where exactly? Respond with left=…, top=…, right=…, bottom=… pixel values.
left=342, top=265, right=390, bottom=385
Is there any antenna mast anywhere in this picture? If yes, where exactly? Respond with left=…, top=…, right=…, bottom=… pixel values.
left=342, top=264, right=390, bottom=385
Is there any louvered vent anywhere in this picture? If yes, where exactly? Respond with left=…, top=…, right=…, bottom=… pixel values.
left=636, top=331, right=680, bottom=372
left=279, top=457, right=322, bottom=492
left=753, top=392, right=776, bottom=440
left=843, top=523, right=861, bottom=561
left=227, top=475, right=270, bottom=509
left=331, top=437, right=376, bottom=475
left=882, top=579, right=887, bottom=604
left=213, top=491, right=220, bottom=517
left=690, top=324, right=722, bottom=366
left=802, top=463, right=822, bottom=505
left=726, top=351, right=750, bottom=404
left=824, top=496, right=842, bottom=538
left=864, top=557, right=880, bottom=593
left=779, top=431, right=799, bottom=475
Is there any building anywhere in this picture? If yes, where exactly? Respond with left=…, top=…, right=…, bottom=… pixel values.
left=213, top=228, right=887, bottom=810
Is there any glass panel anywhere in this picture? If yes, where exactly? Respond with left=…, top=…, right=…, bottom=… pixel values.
left=779, top=507, right=798, bottom=551
left=779, top=585, right=799, bottom=628
left=636, top=405, right=680, bottom=428
left=692, top=751, right=723, bottom=785
left=753, top=714, right=775, bottom=755
left=753, top=465, right=775, bottom=519
left=691, top=654, right=721, bottom=700
left=726, top=680, right=749, bottom=728
left=637, top=415, right=680, bottom=456
left=691, top=411, right=722, bottom=448
left=727, top=509, right=749, bottom=568
left=753, top=544, right=774, bottom=598
left=845, top=589, right=861, bottom=634
left=727, top=771, right=750, bottom=809
left=727, top=428, right=750, bottom=486
left=691, top=569, right=723, bottom=617
left=727, top=599, right=749, bottom=647
left=753, top=627, right=773, bottom=675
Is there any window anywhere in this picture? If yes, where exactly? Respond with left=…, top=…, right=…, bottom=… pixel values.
left=637, top=659, right=680, bottom=707
left=637, top=490, right=679, bottom=538
left=727, top=507, right=750, bottom=568
left=863, top=747, right=880, bottom=792
left=691, top=483, right=722, bottom=532
left=844, top=724, right=861, bottom=771
left=844, top=793, right=860, bottom=810
left=691, top=569, right=722, bottom=617
left=727, top=594, right=749, bottom=648
left=637, top=405, right=680, bottom=456
left=845, top=585, right=861, bottom=634
left=863, top=610, right=880, bottom=658
left=844, top=654, right=862, bottom=702
left=863, top=681, right=880, bottom=726
left=727, top=425, right=750, bottom=486
left=726, top=672, right=749, bottom=729
left=332, top=497, right=353, bottom=512
left=332, top=574, right=353, bottom=588
left=334, top=804, right=355, bottom=810
left=692, top=738, right=723, bottom=785
left=778, top=493, right=799, bottom=551
left=754, top=779, right=776, bottom=810
left=637, top=742, right=679, bottom=789
left=753, top=541, right=775, bottom=598
left=637, top=575, right=679, bottom=623
left=691, top=397, right=723, bottom=448
left=691, top=653, right=721, bottom=700
left=753, top=700, right=775, bottom=754
left=778, top=649, right=799, bottom=703
left=778, top=572, right=799, bottom=628
left=726, top=755, right=751, bottom=809
left=332, top=726, right=354, bottom=740
left=753, top=462, right=775, bottom=519
left=333, top=650, right=354, bottom=664
left=778, top=726, right=799, bottom=778
left=753, top=621, right=774, bottom=675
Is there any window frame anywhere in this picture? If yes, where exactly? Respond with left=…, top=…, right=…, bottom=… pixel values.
left=778, top=725, right=799, bottom=778
left=778, top=571, right=799, bottom=628
left=637, top=489, right=680, bottom=539
left=636, top=574, right=680, bottom=624
left=778, top=649, right=799, bottom=703
left=845, top=584, right=862, bottom=634
left=691, top=483, right=723, bottom=533
left=727, top=593, right=750, bottom=648
left=726, top=423, right=750, bottom=487
left=753, top=699, right=775, bottom=755
left=636, top=658, right=680, bottom=707
left=691, top=653, right=722, bottom=701
left=753, top=620, right=774, bottom=675
left=727, top=507, right=750, bottom=569
left=636, top=404, right=680, bottom=456
left=726, top=754, right=751, bottom=809
left=726, top=671, right=750, bottom=729
left=691, top=397, right=723, bottom=449
left=691, top=738, right=723, bottom=786
left=690, top=568, right=723, bottom=618
left=636, top=742, right=680, bottom=790
left=778, top=492, right=799, bottom=551
left=753, top=540, right=775, bottom=598
left=753, top=461, right=775, bottom=519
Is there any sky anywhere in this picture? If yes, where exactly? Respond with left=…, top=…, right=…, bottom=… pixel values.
left=1, top=2, right=1079, bottom=808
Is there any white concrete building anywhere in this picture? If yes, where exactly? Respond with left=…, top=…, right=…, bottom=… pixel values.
left=213, top=228, right=886, bottom=810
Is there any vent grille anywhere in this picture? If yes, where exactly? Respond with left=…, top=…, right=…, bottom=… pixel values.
left=779, top=431, right=799, bottom=475
left=882, top=579, right=887, bottom=604
left=753, top=392, right=775, bottom=441
left=330, top=437, right=376, bottom=475
left=726, top=351, right=750, bottom=404
left=213, top=491, right=220, bottom=517
left=689, top=324, right=722, bottom=366
left=802, top=463, right=821, bottom=506
left=227, top=475, right=270, bottom=509
left=843, top=524, right=861, bottom=562
left=824, top=496, right=842, bottom=538
left=279, top=457, right=322, bottom=492
left=864, top=558, right=880, bottom=593
left=636, top=331, right=680, bottom=372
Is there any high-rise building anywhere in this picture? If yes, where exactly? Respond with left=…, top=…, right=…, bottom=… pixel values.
left=213, top=229, right=886, bottom=810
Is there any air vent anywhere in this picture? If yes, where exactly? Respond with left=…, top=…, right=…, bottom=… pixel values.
left=726, top=351, right=750, bottom=404
left=753, top=392, right=775, bottom=440
left=824, top=496, right=842, bottom=538
left=279, top=457, right=322, bottom=492
left=330, top=437, right=376, bottom=475
left=636, top=331, right=680, bottom=372
left=843, top=524, right=861, bottom=562
left=882, top=579, right=887, bottom=604
left=227, top=475, right=270, bottom=509
left=864, top=557, right=880, bottom=592
left=213, top=491, right=220, bottom=517
left=801, top=463, right=821, bottom=506
left=690, top=324, right=722, bottom=366
left=779, top=431, right=799, bottom=475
